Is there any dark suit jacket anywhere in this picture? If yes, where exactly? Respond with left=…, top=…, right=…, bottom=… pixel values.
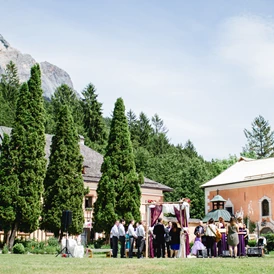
left=153, top=223, right=165, bottom=243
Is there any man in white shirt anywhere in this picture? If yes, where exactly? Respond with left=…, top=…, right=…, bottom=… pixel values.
left=119, top=219, right=126, bottom=258
left=110, top=220, right=119, bottom=258
left=128, top=220, right=137, bottom=258
left=136, top=220, right=145, bottom=258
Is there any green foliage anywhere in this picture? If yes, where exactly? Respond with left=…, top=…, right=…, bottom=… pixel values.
left=2, top=244, right=9, bottom=254
left=207, top=155, right=238, bottom=179
left=41, top=104, right=85, bottom=237
left=51, top=84, right=84, bottom=135
left=44, top=98, right=55, bottom=134
left=137, top=112, right=153, bottom=148
left=93, top=238, right=106, bottom=248
left=0, top=61, right=20, bottom=127
left=47, top=237, right=59, bottom=247
left=262, top=233, right=274, bottom=252
left=144, top=144, right=209, bottom=219
left=12, top=238, right=60, bottom=254
left=93, top=98, right=141, bottom=233
left=0, top=64, right=47, bottom=249
left=82, top=83, right=107, bottom=154
left=243, top=115, right=274, bottom=159
left=248, top=239, right=257, bottom=247
left=12, top=64, right=47, bottom=233
left=12, top=243, right=25, bottom=254
left=0, top=133, right=17, bottom=232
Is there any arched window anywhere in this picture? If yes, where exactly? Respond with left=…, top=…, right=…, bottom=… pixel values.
left=262, top=199, right=269, bottom=216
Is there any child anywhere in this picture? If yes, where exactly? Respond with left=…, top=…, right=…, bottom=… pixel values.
left=191, top=232, right=206, bottom=256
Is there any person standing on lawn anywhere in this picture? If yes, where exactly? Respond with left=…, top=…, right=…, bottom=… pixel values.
left=153, top=218, right=166, bottom=258
left=128, top=220, right=137, bottom=258
left=111, top=220, right=120, bottom=258
left=119, top=219, right=126, bottom=258
left=205, top=218, right=217, bottom=258
left=169, top=222, right=181, bottom=258
left=227, top=217, right=239, bottom=258
left=136, top=220, right=145, bottom=258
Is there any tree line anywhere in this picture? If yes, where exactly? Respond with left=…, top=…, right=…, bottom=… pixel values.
left=1, top=61, right=274, bottom=246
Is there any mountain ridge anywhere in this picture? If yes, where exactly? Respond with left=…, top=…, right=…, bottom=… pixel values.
left=0, top=34, right=74, bottom=99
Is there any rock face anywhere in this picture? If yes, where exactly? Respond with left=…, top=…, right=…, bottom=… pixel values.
left=0, top=34, right=74, bottom=99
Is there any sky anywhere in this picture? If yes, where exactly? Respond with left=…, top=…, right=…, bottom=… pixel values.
left=1, top=0, right=274, bottom=160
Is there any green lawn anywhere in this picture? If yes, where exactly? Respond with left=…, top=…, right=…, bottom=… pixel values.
left=0, top=253, right=273, bottom=274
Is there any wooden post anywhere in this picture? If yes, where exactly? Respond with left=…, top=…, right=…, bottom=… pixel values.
left=145, top=204, right=149, bottom=259
left=179, top=204, right=185, bottom=258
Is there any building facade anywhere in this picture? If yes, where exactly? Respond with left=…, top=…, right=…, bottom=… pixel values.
left=201, top=157, right=274, bottom=233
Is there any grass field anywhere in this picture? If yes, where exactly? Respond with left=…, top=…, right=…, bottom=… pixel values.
left=0, top=253, right=274, bottom=274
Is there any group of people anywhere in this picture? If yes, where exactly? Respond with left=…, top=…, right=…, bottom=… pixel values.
left=110, top=217, right=188, bottom=259
left=152, top=218, right=187, bottom=258
left=192, top=216, right=249, bottom=258
left=110, top=219, right=145, bottom=258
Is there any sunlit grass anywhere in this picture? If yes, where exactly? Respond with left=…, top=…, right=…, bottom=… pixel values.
left=0, top=252, right=274, bottom=274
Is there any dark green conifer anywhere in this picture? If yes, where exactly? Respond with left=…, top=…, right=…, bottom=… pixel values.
left=0, top=61, right=20, bottom=126
left=82, top=83, right=107, bottom=153
left=3, top=64, right=47, bottom=248
left=93, top=98, right=141, bottom=232
left=243, top=115, right=274, bottom=158
left=41, top=105, right=85, bottom=238
left=0, top=134, right=17, bottom=244
left=51, top=84, right=84, bottom=135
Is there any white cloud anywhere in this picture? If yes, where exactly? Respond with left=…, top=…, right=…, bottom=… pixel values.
left=218, top=15, right=274, bottom=89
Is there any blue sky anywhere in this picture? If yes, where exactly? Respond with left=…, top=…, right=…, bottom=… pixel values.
left=2, top=0, right=274, bottom=160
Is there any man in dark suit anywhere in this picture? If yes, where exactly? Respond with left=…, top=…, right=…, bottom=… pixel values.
left=153, top=218, right=166, bottom=258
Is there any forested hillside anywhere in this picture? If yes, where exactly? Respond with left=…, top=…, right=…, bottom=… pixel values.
left=2, top=62, right=274, bottom=219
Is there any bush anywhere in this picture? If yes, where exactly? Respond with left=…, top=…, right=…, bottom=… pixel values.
left=248, top=239, right=257, bottom=247
left=262, top=233, right=274, bottom=252
left=24, top=240, right=38, bottom=253
left=45, top=246, right=58, bottom=254
left=94, top=238, right=106, bottom=249
left=38, top=241, right=45, bottom=249
left=12, top=243, right=25, bottom=254
left=2, top=244, right=9, bottom=254
left=47, top=237, right=59, bottom=247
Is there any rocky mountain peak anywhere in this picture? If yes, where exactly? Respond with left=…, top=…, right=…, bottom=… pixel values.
left=0, top=34, right=10, bottom=50
left=0, top=34, right=75, bottom=99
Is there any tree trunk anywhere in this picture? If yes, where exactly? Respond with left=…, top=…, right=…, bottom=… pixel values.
left=4, top=230, right=10, bottom=246
left=8, top=222, right=18, bottom=250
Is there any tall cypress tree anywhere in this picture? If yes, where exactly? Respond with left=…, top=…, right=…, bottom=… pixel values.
left=0, top=134, right=17, bottom=244
left=82, top=83, right=107, bottom=153
left=3, top=64, right=47, bottom=248
left=93, top=98, right=141, bottom=233
left=41, top=105, right=85, bottom=238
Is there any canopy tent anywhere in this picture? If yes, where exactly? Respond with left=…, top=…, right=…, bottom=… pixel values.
left=144, top=199, right=190, bottom=259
